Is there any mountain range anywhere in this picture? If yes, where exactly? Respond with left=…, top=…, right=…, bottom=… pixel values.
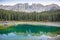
left=0, top=3, right=60, bottom=12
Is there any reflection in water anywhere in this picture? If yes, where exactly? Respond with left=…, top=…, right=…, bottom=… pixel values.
left=0, top=24, right=60, bottom=40
left=0, top=33, right=60, bottom=40
left=39, top=35, right=50, bottom=40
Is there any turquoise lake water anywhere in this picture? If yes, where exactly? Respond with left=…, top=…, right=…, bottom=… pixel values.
left=0, top=24, right=60, bottom=40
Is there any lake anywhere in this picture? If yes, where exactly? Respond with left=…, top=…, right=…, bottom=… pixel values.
left=0, top=24, right=60, bottom=40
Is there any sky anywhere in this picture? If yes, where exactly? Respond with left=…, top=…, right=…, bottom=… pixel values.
left=0, top=0, right=60, bottom=6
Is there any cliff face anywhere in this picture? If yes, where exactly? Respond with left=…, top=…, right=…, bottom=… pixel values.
left=0, top=3, right=60, bottom=12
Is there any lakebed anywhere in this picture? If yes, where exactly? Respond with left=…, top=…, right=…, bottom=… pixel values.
left=0, top=21, right=60, bottom=27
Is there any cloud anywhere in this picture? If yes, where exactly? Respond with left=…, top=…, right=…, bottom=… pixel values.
left=0, top=0, right=60, bottom=6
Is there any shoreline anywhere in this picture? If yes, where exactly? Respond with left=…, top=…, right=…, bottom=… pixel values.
left=0, top=21, right=60, bottom=27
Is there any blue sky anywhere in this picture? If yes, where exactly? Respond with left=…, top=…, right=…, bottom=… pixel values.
left=0, top=0, right=60, bottom=6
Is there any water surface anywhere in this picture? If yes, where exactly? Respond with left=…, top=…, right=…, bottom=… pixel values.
left=0, top=24, right=60, bottom=40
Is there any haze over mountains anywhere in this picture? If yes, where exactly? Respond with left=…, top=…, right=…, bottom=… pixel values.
left=0, top=3, right=60, bottom=12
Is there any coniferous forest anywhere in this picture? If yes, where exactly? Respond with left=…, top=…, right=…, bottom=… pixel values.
left=0, top=9, right=60, bottom=22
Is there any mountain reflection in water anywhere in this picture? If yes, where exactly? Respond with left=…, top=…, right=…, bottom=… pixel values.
left=0, top=24, right=60, bottom=40
left=0, top=33, right=60, bottom=40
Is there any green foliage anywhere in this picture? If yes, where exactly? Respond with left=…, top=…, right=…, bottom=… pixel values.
left=0, top=9, right=60, bottom=21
